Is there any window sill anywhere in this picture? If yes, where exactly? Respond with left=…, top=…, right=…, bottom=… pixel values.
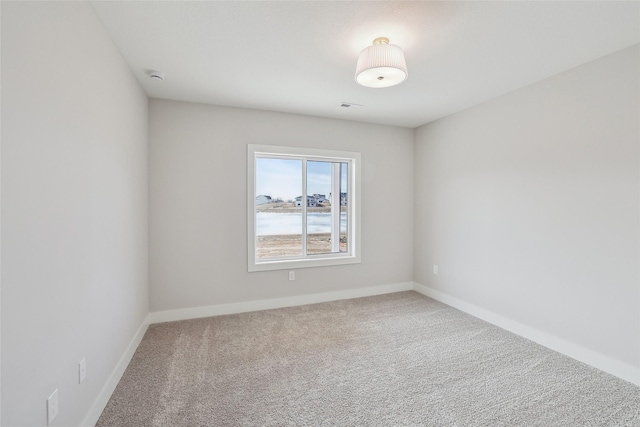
left=248, top=253, right=361, bottom=272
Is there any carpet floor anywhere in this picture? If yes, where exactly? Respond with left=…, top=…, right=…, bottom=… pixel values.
left=97, top=291, right=639, bottom=426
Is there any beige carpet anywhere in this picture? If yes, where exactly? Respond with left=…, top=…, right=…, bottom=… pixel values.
left=97, top=292, right=639, bottom=426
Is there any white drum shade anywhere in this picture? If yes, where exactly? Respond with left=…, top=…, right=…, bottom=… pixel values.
left=355, top=38, right=408, bottom=88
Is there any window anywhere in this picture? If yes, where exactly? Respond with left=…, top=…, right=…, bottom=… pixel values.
left=247, top=144, right=361, bottom=272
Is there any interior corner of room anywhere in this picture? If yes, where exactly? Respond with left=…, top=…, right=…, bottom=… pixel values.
left=1, top=1, right=639, bottom=426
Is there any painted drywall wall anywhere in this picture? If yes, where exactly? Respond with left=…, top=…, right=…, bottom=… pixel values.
left=1, top=2, right=148, bottom=425
left=0, top=2, right=3, bottom=420
left=149, top=100, right=414, bottom=312
left=414, top=45, right=639, bottom=373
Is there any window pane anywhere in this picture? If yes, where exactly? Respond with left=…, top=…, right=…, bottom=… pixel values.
left=306, top=161, right=333, bottom=254
left=255, top=158, right=302, bottom=259
left=340, top=162, right=348, bottom=253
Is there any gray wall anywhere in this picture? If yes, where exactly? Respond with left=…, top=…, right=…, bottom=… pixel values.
left=1, top=2, right=149, bottom=425
left=149, top=100, right=414, bottom=311
left=413, top=45, right=639, bottom=370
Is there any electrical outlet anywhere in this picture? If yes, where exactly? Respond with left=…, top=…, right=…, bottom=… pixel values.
left=79, top=358, right=86, bottom=384
left=288, top=271, right=295, bottom=281
left=47, top=389, right=59, bottom=425
left=433, top=265, right=439, bottom=275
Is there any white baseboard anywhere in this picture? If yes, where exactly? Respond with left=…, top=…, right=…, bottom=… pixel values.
left=83, top=280, right=637, bottom=427
left=81, top=317, right=150, bottom=427
left=148, top=282, right=414, bottom=324
left=412, top=282, right=640, bottom=386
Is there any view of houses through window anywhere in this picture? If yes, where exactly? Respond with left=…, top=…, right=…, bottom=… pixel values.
left=254, top=157, right=349, bottom=260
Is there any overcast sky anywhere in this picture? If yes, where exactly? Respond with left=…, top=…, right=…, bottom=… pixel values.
left=256, top=158, right=346, bottom=201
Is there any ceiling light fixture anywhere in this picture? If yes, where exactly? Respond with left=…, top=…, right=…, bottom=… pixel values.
left=355, top=37, right=407, bottom=88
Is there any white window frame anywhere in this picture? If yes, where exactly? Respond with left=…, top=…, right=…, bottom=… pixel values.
left=247, top=144, right=361, bottom=272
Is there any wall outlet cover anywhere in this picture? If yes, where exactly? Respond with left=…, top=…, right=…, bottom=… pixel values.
left=79, top=358, right=87, bottom=384
left=47, top=389, right=59, bottom=425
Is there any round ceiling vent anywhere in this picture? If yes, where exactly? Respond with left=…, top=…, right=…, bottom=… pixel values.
left=147, top=70, right=164, bottom=81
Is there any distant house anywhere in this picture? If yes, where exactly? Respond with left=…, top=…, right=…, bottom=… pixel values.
left=294, top=196, right=318, bottom=207
left=313, top=194, right=329, bottom=203
left=256, top=195, right=272, bottom=205
left=330, top=192, right=348, bottom=206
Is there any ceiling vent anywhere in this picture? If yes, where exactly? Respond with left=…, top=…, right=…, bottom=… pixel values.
left=147, top=70, right=165, bottom=81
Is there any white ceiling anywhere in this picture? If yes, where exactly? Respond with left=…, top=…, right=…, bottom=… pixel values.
left=91, top=1, right=640, bottom=129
